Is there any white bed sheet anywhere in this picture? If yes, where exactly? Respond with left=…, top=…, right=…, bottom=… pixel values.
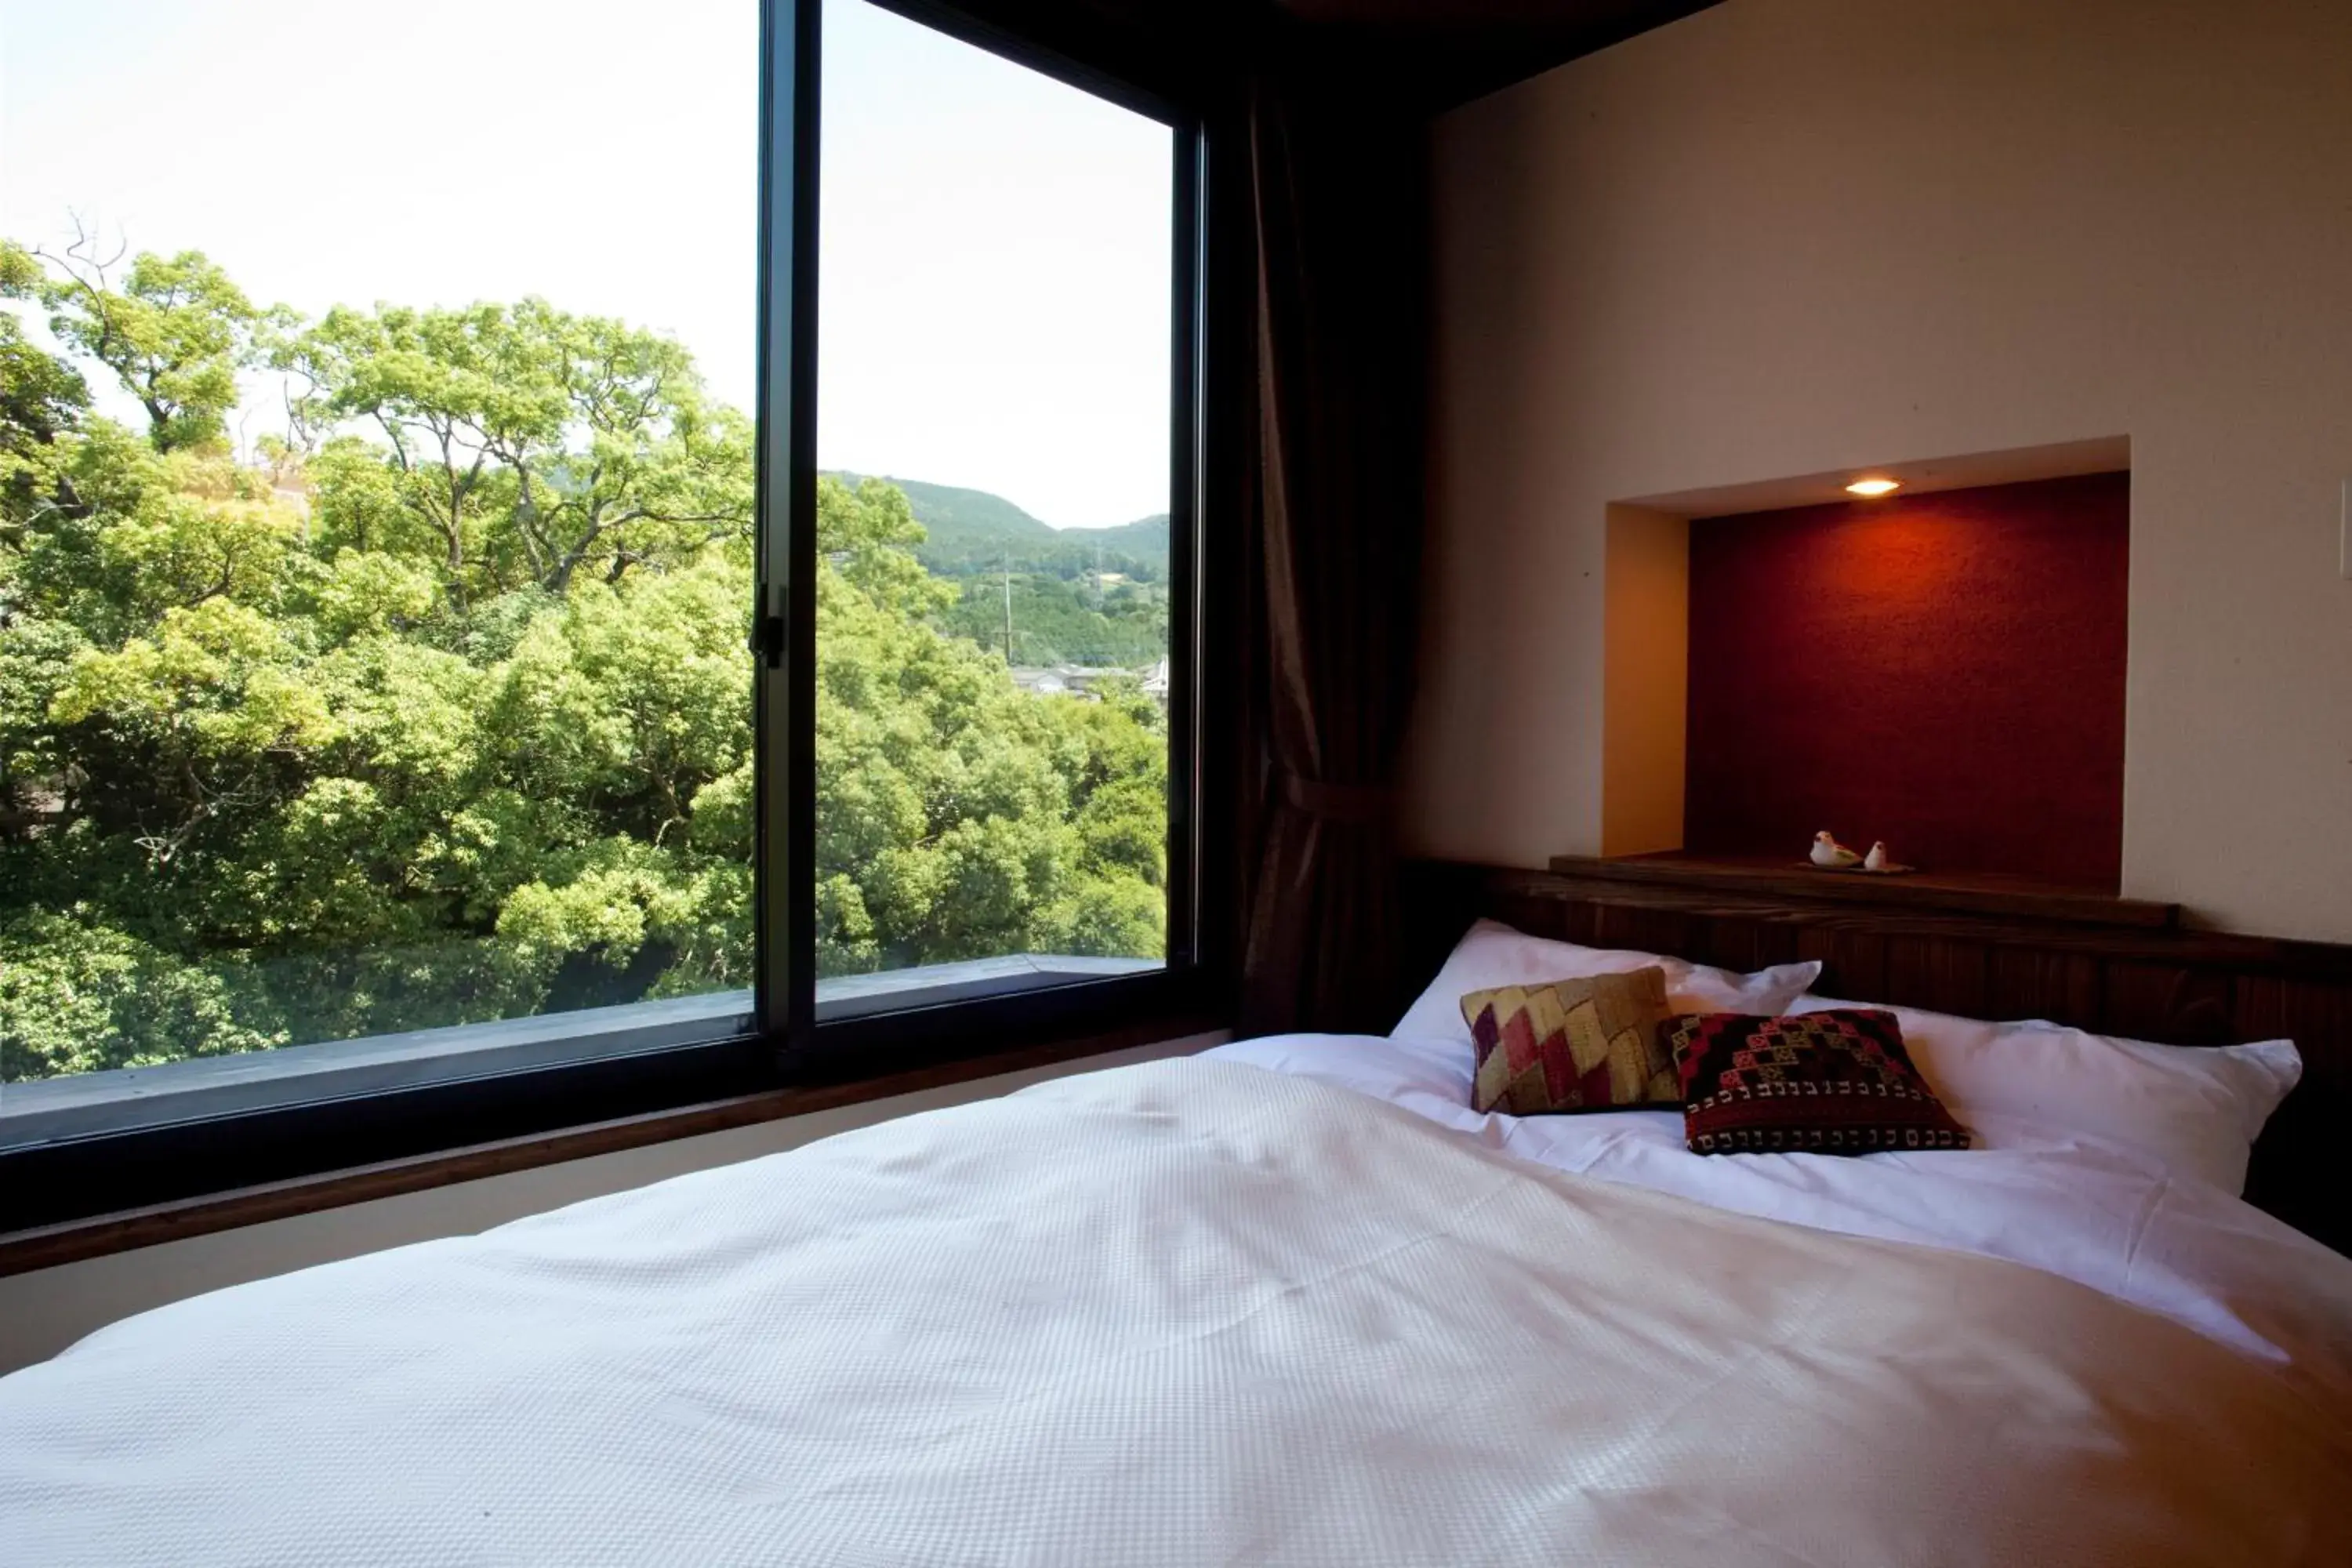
left=11, top=1057, right=2347, bottom=1567
left=1203, top=1031, right=2352, bottom=1386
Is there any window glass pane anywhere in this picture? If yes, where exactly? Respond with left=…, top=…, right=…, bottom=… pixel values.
left=816, top=0, right=1174, bottom=1015
left=0, top=0, right=759, bottom=1098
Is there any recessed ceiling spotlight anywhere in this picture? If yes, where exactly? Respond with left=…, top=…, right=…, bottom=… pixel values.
left=1845, top=477, right=1901, bottom=498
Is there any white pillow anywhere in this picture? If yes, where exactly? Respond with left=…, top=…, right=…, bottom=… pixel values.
left=1392, top=920, right=1822, bottom=1045
left=1788, top=995, right=2299, bottom=1195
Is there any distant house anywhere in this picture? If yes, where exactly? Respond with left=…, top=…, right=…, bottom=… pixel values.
left=1008, top=662, right=1172, bottom=702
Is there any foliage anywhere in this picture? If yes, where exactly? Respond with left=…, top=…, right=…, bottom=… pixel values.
left=0, top=241, right=1166, bottom=1082
left=938, top=572, right=1168, bottom=667
left=5, top=234, right=277, bottom=456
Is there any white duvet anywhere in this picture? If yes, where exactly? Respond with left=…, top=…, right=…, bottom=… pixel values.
left=1208, top=1031, right=2352, bottom=1380
left=4, top=1046, right=2350, bottom=1566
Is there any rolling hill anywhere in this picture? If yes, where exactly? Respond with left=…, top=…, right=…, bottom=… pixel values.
left=829, top=473, right=1170, bottom=582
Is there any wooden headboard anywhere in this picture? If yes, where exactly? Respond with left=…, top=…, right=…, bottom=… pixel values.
left=1400, top=858, right=2352, bottom=1255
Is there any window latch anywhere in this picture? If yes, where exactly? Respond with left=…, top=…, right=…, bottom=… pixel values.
left=752, top=608, right=787, bottom=669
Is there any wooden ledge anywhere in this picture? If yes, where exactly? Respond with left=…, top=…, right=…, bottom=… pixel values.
left=1548, top=855, right=2179, bottom=931
left=0, top=1014, right=1220, bottom=1280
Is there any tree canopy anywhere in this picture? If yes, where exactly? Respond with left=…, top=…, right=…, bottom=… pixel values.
left=0, top=238, right=1166, bottom=1083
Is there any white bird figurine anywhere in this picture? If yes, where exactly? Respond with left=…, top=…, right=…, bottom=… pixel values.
left=1863, top=840, right=1889, bottom=872
left=1810, top=830, right=1862, bottom=869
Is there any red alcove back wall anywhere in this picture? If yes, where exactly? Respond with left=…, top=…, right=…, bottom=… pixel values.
left=1682, top=471, right=2129, bottom=890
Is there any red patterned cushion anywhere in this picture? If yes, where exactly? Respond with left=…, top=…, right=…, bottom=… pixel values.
left=1668, top=1009, right=1971, bottom=1156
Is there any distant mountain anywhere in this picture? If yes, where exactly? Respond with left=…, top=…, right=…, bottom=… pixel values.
left=1061, top=513, right=1171, bottom=555
left=852, top=477, right=1057, bottom=547
left=828, top=473, right=1169, bottom=583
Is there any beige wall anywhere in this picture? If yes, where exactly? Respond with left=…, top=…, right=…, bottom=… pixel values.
left=0, top=1033, right=1221, bottom=1374
left=1411, top=0, right=2352, bottom=940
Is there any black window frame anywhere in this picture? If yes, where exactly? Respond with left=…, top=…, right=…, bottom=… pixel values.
left=0, top=0, right=1226, bottom=1237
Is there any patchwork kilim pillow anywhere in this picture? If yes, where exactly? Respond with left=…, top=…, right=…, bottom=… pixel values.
left=1461, top=967, right=1679, bottom=1115
left=1668, top=1009, right=1971, bottom=1155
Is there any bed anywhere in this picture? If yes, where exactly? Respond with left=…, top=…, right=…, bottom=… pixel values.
left=5, top=890, right=2350, bottom=1565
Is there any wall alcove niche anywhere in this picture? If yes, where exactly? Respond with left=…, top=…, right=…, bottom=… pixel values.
left=1601, top=437, right=2132, bottom=894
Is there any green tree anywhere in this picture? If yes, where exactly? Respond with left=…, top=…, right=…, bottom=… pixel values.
left=937, top=571, right=1167, bottom=666
left=0, top=238, right=1165, bottom=1083
left=8, top=234, right=275, bottom=454
left=812, top=476, right=1164, bottom=971
left=281, top=299, right=753, bottom=604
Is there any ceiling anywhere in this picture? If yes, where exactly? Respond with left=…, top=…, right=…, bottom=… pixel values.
left=1272, top=0, right=1722, bottom=107
left=1025, top=0, right=1720, bottom=114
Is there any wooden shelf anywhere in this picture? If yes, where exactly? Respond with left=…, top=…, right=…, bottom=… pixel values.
left=1545, top=853, right=2179, bottom=931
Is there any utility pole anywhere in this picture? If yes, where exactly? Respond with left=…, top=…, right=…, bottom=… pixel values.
left=1003, top=549, right=1014, bottom=663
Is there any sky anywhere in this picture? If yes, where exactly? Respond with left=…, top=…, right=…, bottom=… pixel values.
left=0, top=0, right=1173, bottom=528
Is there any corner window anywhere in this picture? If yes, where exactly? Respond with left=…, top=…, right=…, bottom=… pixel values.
left=0, top=0, right=1203, bottom=1215
left=812, top=0, right=1181, bottom=1018
left=2, top=1, right=762, bottom=1133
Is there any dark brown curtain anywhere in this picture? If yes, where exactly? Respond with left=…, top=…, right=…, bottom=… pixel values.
left=1236, top=65, right=1429, bottom=1036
